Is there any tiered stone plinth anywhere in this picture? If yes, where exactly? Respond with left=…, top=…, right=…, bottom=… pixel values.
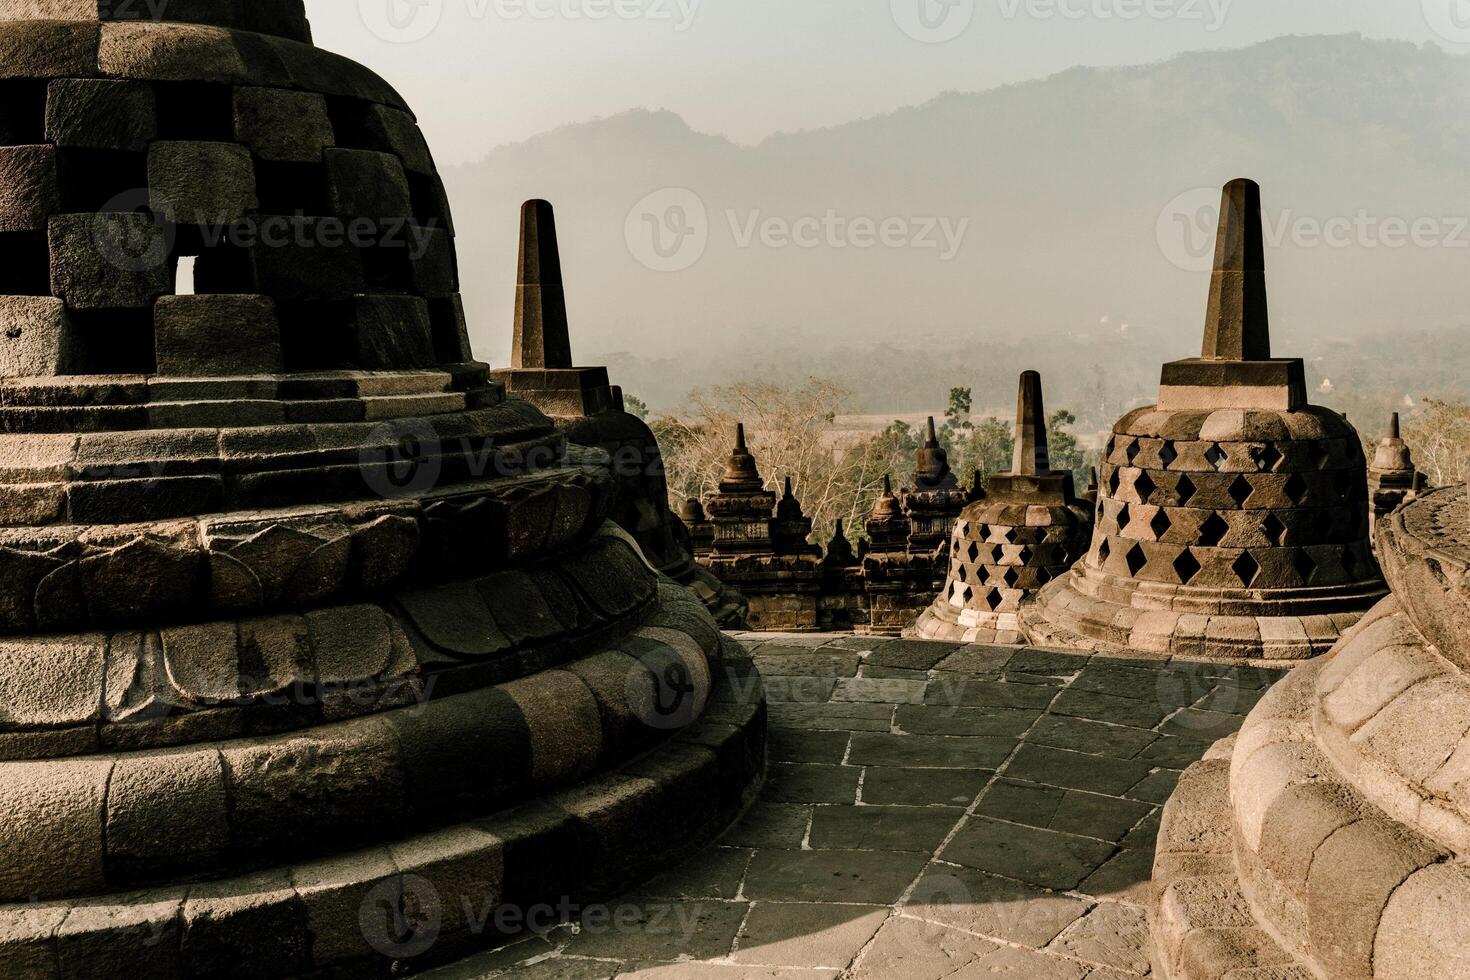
left=0, top=7, right=765, bottom=977
left=1026, top=180, right=1385, bottom=662
left=1150, top=486, right=1470, bottom=979
left=911, top=371, right=1092, bottom=644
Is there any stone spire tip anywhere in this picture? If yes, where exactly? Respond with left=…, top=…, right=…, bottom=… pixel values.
left=512, top=198, right=572, bottom=370
left=1011, top=370, right=1050, bottom=476
left=1201, top=178, right=1271, bottom=362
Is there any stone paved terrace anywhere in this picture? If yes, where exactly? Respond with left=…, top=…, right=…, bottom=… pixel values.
left=424, top=635, right=1287, bottom=980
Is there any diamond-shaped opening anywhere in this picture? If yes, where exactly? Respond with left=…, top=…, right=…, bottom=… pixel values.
left=985, top=589, right=1003, bottom=610
left=1097, top=538, right=1111, bottom=564
left=1108, top=468, right=1122, bottom=497
left=1284, top=472, right=1308, bottom=505
left=1105, top=436, right=1116, bottom=458
left=1133, top=470, right=1157, bottom=502
left=1262, top=513, right=1287, bottom=547
left=1150, top=509, right=1173, bottom=540
left=967, top=541, right=981, bottom=562
left=1003, top=568, right=1020, bottom=588
left=1257, top=444, right=1282, bottom=473
left=1205, top=444, right=1227, bottom=470
left=956, top=565, right=969, bottom=583
left=1125, top=439, right=1142, bottom=464
left=1115, top=503, right=1132, bottom=534
left=1173, top=549, right=1202, bottom=584
left=1333, top=471, right=1356, bottom=504
left=1176, top=474, right=1197, bottom=506
left=1017, top=546, right=1034, bottom=566
left=988, top=544, right=1003, bottom=564
left=1199, top=513, right=1230, bottom=547
left=1159, top=443, right=1178, bottom=469
left=1293, top=549, right=1317, bottom=584
left=1308, top=444, right=1330, bottom=470
left=1342, top=545, right=1360, bottom=578
left=1003, top=527, right=1018, bottom=544
left=1232, top=551, right=1261, bottom=587
left=1125, top=543, right=1148, bottom=577
left=1228, top=475, right=1254, bottom=508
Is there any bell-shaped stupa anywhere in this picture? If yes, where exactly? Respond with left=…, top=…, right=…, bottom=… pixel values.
left=1026, top=179, right=1385, bottom=660
left=909, top=371, right=1092, bottom=644
left=0, top=5, right=764, bottom=976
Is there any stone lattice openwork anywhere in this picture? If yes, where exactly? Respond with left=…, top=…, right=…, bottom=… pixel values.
left=910, top=371, right=1092, bottom=644
left=1026, top=180, right=1386, bottom=661
left=1150, top=484, right=1470, bottom=979
left=0, top=5, right=764, bottom=976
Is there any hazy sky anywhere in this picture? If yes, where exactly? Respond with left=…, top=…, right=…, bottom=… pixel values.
left=312, top=0, right=1462, bottom=165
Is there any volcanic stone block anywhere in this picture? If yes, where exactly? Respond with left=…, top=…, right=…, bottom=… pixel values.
left=0, top=296, right=75, bottom=377
left=429, top=294, right=475, bottom=363
left=0, top=758, right=111, bottom=900
left=348, top=294, right=435, bottom=369
left=154, top=295, right=283, bottom=377
left=105, top=748, right=229, bottom=878
left=0, top=19, right=100, bottom=80
left=0, top=145, right=57, bottom=233
left=411, top=223, right=458, bottom=298
left=247, top=218, right=365, bottom=301
left=45, top=78, right=157, bottom=151
left=98, top=21, right=252, bottom=84
left=323, top=148, right=412, bottom=220
left=48, top=213, right=171, bottom=310
left=147, top=140, right=258, bottom=225
left=233, top=87, right=334, bottom=162
left=365, top=104, right=434, bottom=174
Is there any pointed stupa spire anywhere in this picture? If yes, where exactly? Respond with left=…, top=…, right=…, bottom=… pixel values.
left=1389, top=411, right=1401, bottom=440
left=719, top=422, right=764, bottom=492
left=914, top=415, right=953, bottom=487
left=776, top=476, right=804, bottom=520
left=1201, top=178, right=1271, bottom=361
left=1011, top=370, right=1051, bottom=476
left=511, top=199, right=573, bottom=370
left=825, top=518, right=857, bottom=566
left=871, top=475, right=903, bottom=518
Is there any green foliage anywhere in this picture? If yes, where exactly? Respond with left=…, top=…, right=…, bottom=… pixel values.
left=624, top=393, right=650, bottom=420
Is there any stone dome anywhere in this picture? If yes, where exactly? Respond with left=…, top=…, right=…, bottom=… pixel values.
left=1025, top=180, right=1385, bottom=661
left=0, top=6, right=765, bottom=976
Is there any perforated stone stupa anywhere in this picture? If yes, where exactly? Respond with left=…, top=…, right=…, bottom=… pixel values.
left=0, top=4, right=764, bottom=976
left=910, top=371, right=1092, bottom=644
left=1151, top=485, right=1470, bottom=979
left=1026, top=179, right=1385, bottom=661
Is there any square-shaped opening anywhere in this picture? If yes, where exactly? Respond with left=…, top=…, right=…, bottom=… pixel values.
left=0, top=231, right=52, bottom=296
left=68, top=307, right=156, bottom=375
left=0, top=80, right=46, bottom=145
left=277, top=299, right=352, bottom=371
left=56, top=149, right=150, bottom=213
left=153, top=82, right=236, bottom=142
left=253, top=160, right=330, bottom=216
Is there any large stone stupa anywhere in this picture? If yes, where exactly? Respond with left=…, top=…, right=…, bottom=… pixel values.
left=1026, top=179, right=1386, bottom=661
left=0, top=4, right=764, bottom=977
left=910, top=371, right=1092, bottom=644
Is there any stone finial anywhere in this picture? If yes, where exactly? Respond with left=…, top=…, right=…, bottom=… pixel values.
left=1389, top=411, right=1401, bottom=440
left=914, top=415, right=952, bottom=487
left=1372, top=411, right=1416, bottom=474
left=1011, top=370, right=1051, bottom=476
left=872, top=475, right=903, bottom=518
left=678, top=498, right=706, bottom=523
left=1201, top=178, right=1271, bottom=361
left=776, top=476, right=804, bottom=520
left=719, top=423, right=764, bottom=491
left=825, top=518, right=857, bottom=566
left=511, top=199, right=573, bottom=370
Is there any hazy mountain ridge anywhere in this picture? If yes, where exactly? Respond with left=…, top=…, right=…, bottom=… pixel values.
left=444, top=34, right=1470, bottom=417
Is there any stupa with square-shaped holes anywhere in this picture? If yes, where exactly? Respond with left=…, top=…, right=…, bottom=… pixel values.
left=0, top=4, right=764, bottom=976
left=1025, top=179, right=1386, bottom=661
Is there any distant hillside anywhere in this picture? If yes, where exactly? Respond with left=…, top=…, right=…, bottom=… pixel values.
left=442, top=34, right=1470, bottom=414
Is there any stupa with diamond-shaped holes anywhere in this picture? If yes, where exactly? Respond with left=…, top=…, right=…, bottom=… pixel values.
left=1025, top=179, right=1386, bottom=660
left=0, top=4, right=764, bottom=976
left=909, top=371, right=1092, bottom=645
